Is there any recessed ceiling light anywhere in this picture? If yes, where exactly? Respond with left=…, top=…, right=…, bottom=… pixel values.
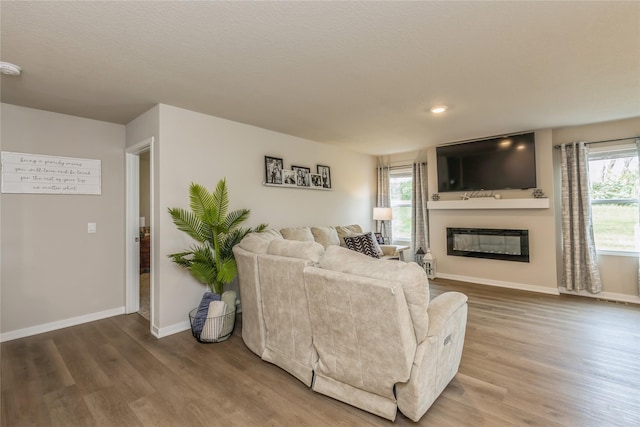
left=430, top=105, right=447, bottom=114
left=0, top=61, right=22, bottom=76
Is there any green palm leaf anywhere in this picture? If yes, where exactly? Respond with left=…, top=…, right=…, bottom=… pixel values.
left=219, top=228, right=245, bottom=258
left=224, top=209, right=251, bottom=232
left=168, top=208, right=205, bottom=242
left=211, top=179, right=229, bottom=227
left=191, top=263, right=218, bottom=290
left=189, top=183, right=217, bottom=224
left=168, top=250, right=195, bottom=268
left=167, top=178, right=268, bottom=294
left=216, top=258, right=238, bottom=287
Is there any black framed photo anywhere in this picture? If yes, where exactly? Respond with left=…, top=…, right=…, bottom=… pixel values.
left=265, top=156, right=283, bottom=184
left=317, top=165, right=331, bottom=189
left=292, top=165, right=311, bottom=187
left=374, top=232, right=385, bottom=245
left=282, top=169, right=296, bottom=186
left=310, top=173, right=323, bottom=188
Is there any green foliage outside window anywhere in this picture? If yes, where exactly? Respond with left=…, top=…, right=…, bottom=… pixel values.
left=390, top=175, right=412, bottom=241
left=590, top=157, right=638, bottom=200
left=589, top=154, right=639, bottom=252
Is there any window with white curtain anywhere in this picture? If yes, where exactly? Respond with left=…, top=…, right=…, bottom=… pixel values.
left=588, top=143, right=639, bottom=254
left=389, top=168, right=412, bottom=244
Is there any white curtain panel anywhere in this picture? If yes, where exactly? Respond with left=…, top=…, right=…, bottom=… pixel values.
left=376, top=165, right=392, bottom=242
left=560, top=142, right=602, bottom=293
left=411, top=162, right=429, bottom=254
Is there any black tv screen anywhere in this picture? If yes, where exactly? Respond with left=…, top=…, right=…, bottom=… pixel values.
left=436, top=132, right=536, bottom=192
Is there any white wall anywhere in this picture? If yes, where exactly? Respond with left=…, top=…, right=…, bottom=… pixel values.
left=132, top=104, right=376, bottom=336
left=1, top=102, right=376, bottom=340
left=0, top=104, right=126, bottom=340
left=427, top=129, right=559, bottom=294
left=552, top=116, right=640, bottom=300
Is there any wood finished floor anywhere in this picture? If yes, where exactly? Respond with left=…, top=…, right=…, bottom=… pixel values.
left=2, top=279, right=639, bottom=426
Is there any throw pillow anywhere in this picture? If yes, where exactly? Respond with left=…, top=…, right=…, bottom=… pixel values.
left=335, top=224, right=364, bottom=246
left=311, top=226, right=340, bottom=248
left=280, top=227, right=315, bottom=242
left=343, top=233, right=380, bottom=259
left=367, top=231, right=385, bottom=256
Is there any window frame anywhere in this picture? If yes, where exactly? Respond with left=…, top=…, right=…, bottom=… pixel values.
left=389, top=167, right=413, bottom=245
left=587, top=143, right=639, bottom=256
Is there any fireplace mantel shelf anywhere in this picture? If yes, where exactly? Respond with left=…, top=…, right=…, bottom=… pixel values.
left=427, top=198, right=549, bottom=210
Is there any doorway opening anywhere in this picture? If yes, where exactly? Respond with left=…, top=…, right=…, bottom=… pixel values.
left=138, top=150, right=151, bottom=321
left=126, top=137, right=155, bottom=333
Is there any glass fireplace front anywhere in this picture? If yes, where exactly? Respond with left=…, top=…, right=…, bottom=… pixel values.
left=446, top=227, right=529, bottom=262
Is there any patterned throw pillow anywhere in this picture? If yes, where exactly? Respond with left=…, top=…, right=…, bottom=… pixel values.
left=343, top=233, right=380, bottom=259
left=367, top=231, right=385, bottom=256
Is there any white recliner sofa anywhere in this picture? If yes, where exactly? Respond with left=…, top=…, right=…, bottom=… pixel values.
left=233, top=226, right=468, bottom=422
left=232, top=225, right=405, bottom=359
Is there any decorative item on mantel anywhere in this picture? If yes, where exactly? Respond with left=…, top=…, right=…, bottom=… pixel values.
left=532, top=188, right=545, bottom=198
left=431, top=193, right=440, bottom=201
left=415, top=247, right=425, bottom=266
left=423, top=248, right=436, bottom=280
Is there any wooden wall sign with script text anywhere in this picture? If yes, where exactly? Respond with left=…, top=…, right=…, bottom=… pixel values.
left=1, top=151, right=101, bottom=195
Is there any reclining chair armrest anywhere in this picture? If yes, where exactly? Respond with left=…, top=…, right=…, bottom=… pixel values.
left=426, top=292, right=468, bottom=337
left=379, top=245, right=410, bottom=261
left=396, top=291, right=468, bottom=422
left=379, top=245, right=398, bottom=257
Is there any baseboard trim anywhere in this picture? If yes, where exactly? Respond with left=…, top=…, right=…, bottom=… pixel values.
left=151, top=324, right=161, bottom=338
left=435, top=273, right=561, bottom=296
left=0, top=306, right=125, bottom=343
left=558, top=287, right=640, bottom=305
left=153, top=320, right=191, bottom=339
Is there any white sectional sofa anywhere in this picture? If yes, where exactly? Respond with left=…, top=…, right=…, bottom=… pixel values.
left=232, top=225, right=468, bottom=422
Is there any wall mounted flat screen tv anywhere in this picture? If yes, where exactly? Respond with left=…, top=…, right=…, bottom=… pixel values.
left=436, top=132, right=537, bottom=193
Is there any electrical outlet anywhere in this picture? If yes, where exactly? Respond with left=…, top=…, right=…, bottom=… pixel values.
left=88, top=223, right=97, bottom=233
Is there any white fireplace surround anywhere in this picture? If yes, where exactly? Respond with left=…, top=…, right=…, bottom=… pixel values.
left=427, top=198, right=549, bottom=210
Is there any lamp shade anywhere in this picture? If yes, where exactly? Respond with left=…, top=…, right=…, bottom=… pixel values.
left=373, top=207, right=393, bottom=221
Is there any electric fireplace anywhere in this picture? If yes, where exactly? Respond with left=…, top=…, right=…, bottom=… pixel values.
left=447, top=227, right=529, bottom=262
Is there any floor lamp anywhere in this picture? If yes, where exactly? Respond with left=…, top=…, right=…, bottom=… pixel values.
left=373, top=207, right=393, bottom=244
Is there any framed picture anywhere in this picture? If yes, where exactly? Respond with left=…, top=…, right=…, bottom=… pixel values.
left=265, top=156, right=283, bottom=184
left=282, top=169, right=297, bottom=186
left=310, top=173, right=323, bottom=188
left=374, top=232, right=385, bottom=245
left=317, top=165, right=331, bottom=189
left=292, top=165, right=311, bottom=187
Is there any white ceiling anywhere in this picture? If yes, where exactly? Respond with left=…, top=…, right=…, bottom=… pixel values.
left=1, top=1, right=639, bottom=155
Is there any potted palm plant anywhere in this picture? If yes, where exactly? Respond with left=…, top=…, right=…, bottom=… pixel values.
left=168, top=178, right=267, bottom=342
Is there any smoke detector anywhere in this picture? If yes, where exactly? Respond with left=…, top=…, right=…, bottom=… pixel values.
left=1, top=62, right=22, bottom=76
